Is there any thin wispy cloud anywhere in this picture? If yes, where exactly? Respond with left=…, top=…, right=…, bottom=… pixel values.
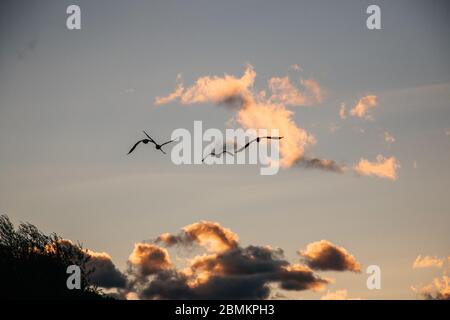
left=296, top=157, right=345, bottom=173
left=413, top=255, right=444, bottom=269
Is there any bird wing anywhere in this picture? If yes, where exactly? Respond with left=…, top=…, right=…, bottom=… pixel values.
left=202, top=151, right=214, bottom=162
left=160, top=139, right=175, bottom=147
left=128, top=140, right=144, bottom=154
left=264, top=136, right=284, bottom=140
left=236, top=138, right=257, bottom=153
left=143, top=131, right=157, bottom=144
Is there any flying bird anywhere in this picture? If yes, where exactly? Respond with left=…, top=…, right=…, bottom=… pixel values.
left=127, top=131, right=175, bottom=155
left=235, top=136, right=284, bottom=153
left=202, top=145, right=234, bottom=162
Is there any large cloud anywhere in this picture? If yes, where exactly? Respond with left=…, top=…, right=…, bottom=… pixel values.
left=122, top=221, right=364, bottom=299
left=353, top=155, right=400, bottom=180
left=298, top=240, right=361, bottom=272
left=137, top=245, right=328, bottom=300
left=155, top=65, right=320, bottom=167
left=155, top=66, right=399, bottom=180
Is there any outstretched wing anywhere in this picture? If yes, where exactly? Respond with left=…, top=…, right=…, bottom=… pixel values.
left=160, top=139, right=175, bottom=147
left=264, top=136, right=284, bottom=140
left=143, top=131, right=156, bottom=144
left=128, top=140, right=144, bottom=155
left=202, top=151, right=214, bottom=162
left=236, top=138, right=257, bottom=153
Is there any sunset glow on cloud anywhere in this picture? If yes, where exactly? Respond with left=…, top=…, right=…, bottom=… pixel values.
left=353, top=155, right=400, bottom=180
left=349, top=95, right=378, bottom=120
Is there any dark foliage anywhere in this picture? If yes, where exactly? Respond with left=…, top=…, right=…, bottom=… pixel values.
left=0, top=214, right=111, bottom=300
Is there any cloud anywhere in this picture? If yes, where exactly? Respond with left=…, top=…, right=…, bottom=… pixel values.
left=320, top=289, right=360, bottom=300
left=155, top=67, right=255, bottom=107
left=290, top=64, right=302, bottom=71
left=155, top=66, right=396, bottom=180
left=128, top=243, right=173, bottom=277
left=412, top=274, right=450, bottom=300
left=155, top=221, right=239, bottom=253
left=298, top=240, right=361, bottom=272
left=138, top=245, right=328, bottom=300
left=124, top=222, right=361, bottom=299
left=384, top=132, right=395, bottom=145
left=339, top=103, right=346, bottom=120
left=296, top=157, right=344, bottom=173
left=46, top=239, right=127, bottom=289
left=45, top=222, right=363, bottom=299
left=85, top=250, right=128, bottom=289
left=349, top=95, right=377, bottom=120
left=353, top=155, right=400, bottom=180
left=155, top=65, right=321, bottom=167
left=268, top=77, right=325, bottom=107
left=413, top=255, right=444, bottom=269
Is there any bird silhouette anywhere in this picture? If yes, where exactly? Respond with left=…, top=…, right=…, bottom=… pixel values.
left=127, top=131, right=175, bottom=155
left=235, top=136, right=284, bottom=153
left=202, top=144, right=234, bottom=162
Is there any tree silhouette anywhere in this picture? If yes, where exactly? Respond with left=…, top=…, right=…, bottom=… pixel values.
left=0, top=214, right=111, bottom=300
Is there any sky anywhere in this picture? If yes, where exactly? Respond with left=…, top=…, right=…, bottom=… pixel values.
left=0, top=0, right=449, bottom=299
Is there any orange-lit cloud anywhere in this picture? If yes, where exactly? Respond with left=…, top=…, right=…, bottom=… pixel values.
left=413, top=255, right=444, bottom=269
left=320, top=289, right=360, bottom=300
left=128, top=243, right=172, bottom=276
left=130, top=221, right=362, bottom=299
left=353, top=155, right=400, bottom=180
left=268, top=77, right=325, bottom=106
left=155, top=67, right=398, bottom=179
left=155, top=67, right=255, bottom=107
left=183, top=221, right=238, bottom=253
left=156, top=220, right=238, bottom=253
left=299, top=240, right=361, bottom=272
left=412, top=274, right=450, bottom=300
left=236, top=99, right=315, bottom=167
left=155, top=65, right=321, bottom=167
left=349, top=95, right=377, bottom=120
left=339, top=103, right=346, bottom=120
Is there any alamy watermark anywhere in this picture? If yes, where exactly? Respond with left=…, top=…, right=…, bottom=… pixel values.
left=169, top=121, right=281, bottom=176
